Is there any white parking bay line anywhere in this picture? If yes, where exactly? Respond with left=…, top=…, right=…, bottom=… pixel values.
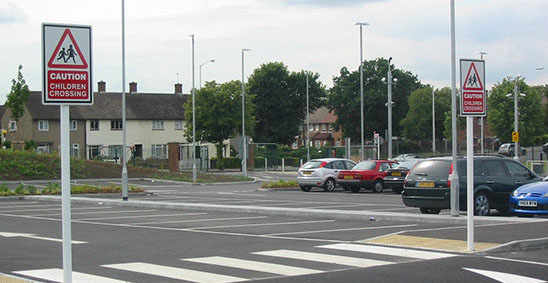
left=266, top=224, right=417, bottom=236
left=253, top=250, right=393, bottom=268
left=77, top=212, right=206, bottom=221
left=2, top=206, right=112, bottom=213
left=194, top=220, right=335, bottom=230
left=184, top=256, right=321, bottom=276
left=132, top=216, right=268, bottom=225
left=103, top=262, right=246, bottom=283
left=14, top=268, right=129, bottom=283
left=318, top=243, right=456, bottom=260
left=37, top=209, right=159, bottom=217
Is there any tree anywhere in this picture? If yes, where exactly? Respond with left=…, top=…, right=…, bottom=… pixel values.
left=487, top=77, right=545, bottom=146
left=5, top=65, right=30, bottom=121
left=184, top=80, right=255, bottom=159
left=328, top=58, right=421, bottom=142
left=400, top=86, right=451, bottom=144
left=247, top=62, right=326, bottom=145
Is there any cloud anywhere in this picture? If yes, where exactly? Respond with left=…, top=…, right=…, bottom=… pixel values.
left=280, top=0, right=383, bottom=7
left=0, top=3, right=26, bottom=24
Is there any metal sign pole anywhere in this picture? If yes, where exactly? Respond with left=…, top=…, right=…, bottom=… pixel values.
left=466, top=116, right=474, bottom=252
left=60, top=105, right=72, bottom=283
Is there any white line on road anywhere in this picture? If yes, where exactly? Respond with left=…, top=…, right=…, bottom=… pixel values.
left=103, top=262, right=246, bottom=283
left=463, top=268, right=546, bottom=283
left=485, top=256, right=548, bottom=267
left=254, top=249, right=393, bottom=268
left=305, top=204, right=373, bottom=209
left=193, top=220, right=335, bottom=230
left=0, top=232, right=87, bottom=244
left=131, top=216, right=268, bottom=225
left=266, top=224, right=417, bottom=236
left=77, top=212, right=209, bottom=221
left=0, top=206, right=113, bottom=213
left=183, top=256, right=321, bottom=276
left=14, top=268, right=128, bottom=283
left=36, top=209, right=158, bottom=217
left=318, top=243, right=456, bottom=260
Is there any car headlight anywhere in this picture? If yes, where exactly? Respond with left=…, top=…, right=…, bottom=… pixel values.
left=543, top=192, right=548, bottom=198
left=512, top=190, right=519, bottom=197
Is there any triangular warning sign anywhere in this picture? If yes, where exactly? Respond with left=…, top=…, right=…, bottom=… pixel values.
left=47, top=29, right=88, bottom=69
left=462, top=62, right=483, bottom=91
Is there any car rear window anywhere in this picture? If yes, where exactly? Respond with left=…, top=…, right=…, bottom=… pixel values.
left=302, top=161, right=324, bottom=169
left=353, top=161, right=377, bottom=170
left=393, top=160, right=419, bottom=169
left=408, top=160, right=451, bottom=178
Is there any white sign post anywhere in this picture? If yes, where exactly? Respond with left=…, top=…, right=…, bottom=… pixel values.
left=460, top=59, right=486, bottom=252
left=42, top=23, right=92, bottom=283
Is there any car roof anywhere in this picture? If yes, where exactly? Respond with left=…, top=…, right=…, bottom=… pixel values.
left=425, top=155, right=511, bottom=161
left=310, top=158, right=354, bottom=162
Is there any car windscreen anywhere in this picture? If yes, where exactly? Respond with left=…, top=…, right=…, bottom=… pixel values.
left=353, top=161, right=376, bottom=170
left=302, top=161, right=324, bottom=169
left=408, top=160, right=451, bottom=178
left=393, top=160, right=418, bottom=169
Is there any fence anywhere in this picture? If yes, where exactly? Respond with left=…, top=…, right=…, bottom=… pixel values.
left=526, top=160, right=548, bottom=176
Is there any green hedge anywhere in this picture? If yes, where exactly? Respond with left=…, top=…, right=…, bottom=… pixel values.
left=210, top=157, right=241, bottom=169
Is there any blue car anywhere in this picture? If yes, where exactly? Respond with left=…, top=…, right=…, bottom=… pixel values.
left=509, top=176, right=548, bottom=216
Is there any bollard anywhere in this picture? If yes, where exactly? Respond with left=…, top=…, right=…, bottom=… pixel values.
left=282, top=158, right=285, bottom=173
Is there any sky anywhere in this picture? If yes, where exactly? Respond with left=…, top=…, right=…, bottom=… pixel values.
left=0, top=0, right=547, bottom=104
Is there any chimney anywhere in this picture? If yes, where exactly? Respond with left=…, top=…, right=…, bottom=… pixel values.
left=129, top=82, right=137, bottom=93
left=97, top=81, right=106, bottom=93
left=174, top=83, right=183, bottom=95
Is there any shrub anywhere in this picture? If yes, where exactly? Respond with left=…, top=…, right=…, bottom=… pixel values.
left=14, top=184, right=25, bottom=195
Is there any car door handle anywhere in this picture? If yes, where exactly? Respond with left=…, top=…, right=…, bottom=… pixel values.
left=486, top=180, right=495, bottom=184
left=515, top=181, right=523, bottom=185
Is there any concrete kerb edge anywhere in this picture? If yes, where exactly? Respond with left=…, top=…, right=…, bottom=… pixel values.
left=1, top=177, right=257, bottom=186
left=479, top=236, right=548, bottom=254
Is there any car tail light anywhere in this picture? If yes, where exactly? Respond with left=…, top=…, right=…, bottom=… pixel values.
left=319, top=162, right=328, bottom=168
left=447, top=162, right=454, bottom=188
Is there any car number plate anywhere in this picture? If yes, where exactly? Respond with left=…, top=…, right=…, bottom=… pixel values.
left=344, top=175, right=354, bottom=179
left=302, top=171, right=311, bottom=175
left=519, top=200, right=537, bottom=207
left=391, top=172, right=401, bottom=176
left=417, top=181, right=435, bottom=188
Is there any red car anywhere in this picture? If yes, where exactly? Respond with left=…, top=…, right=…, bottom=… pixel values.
left=337, top=160, right=396, bottom=193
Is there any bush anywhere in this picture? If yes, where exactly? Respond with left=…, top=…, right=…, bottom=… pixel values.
left=211, top=157, right=241, bottom=169
left=261, top=180, right=298, bottom=188
left=14, top=184, right=25, bottom=195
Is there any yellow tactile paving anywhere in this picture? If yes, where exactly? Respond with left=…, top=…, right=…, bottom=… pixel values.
left=361, top=234, right=500, bottom=253
left=0, top=274, right=31, bottom=283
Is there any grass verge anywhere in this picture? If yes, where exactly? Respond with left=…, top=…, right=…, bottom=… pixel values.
left=261, top=180, right=298, bottom=188
left=0, top=182, right=144, bottom=196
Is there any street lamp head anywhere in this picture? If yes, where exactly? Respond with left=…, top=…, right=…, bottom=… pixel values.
left=242, top=48, right=251, bottom=52
left=388, top=57, right=392, bottom=63
left=211, top=59, right=216, bottom=63
left=393, top=78, right=398, bottom=83
left=537, top=67, right=545, bottom=70
left=355, top=22, right=370, bottom=26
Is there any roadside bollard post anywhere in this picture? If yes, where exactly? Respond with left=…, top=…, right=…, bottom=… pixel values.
left=282, top=158, right=285, bottom=173
left=265, top=157, right=268, bottom=172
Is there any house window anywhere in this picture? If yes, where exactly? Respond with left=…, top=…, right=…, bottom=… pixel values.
left=111, top=120, right=123, bottom=130
left=88, top=145, right=100, bottom=159
left=152, top=120, right=164, bottom=130
left=151, top=144, right=167, bottom=159
left=90, top=120, right=99, bottom=131
left=315, top=124, right=319, bottom=131
left=328, top=124, right=333, bottom=132
left=308, top=125, right=313, bottom=132
left=70, top=120, right=77, bottom=131
left=36, top=144, right=50, bottom=154
left=108, top=145, right=123, bottom=159
left=321, top=124, right=327, bottom=132
left=38, top=120, right=49, bottom=131
left=174, top=120, right=183, bottom=130
left=71, top=144, right=80, bottom=158
left=9, top=121, right=16, bottom=131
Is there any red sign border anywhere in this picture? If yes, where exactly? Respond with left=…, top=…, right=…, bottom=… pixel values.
left=459, top=59, right=485, bottom=117
left=47, top=28, right=89, bottom=69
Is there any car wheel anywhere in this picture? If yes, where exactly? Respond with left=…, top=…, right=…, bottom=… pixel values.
left=300, top=186, right=311, bottom=192
left=350, top=186, right=360, bottom=193
left=474, top=192, right=491, bottom=216
left=420, top=207, right=441, bottom=214
left=323, top=178, right=336, bottom=192
left=372, top=180, right=384, bottom=193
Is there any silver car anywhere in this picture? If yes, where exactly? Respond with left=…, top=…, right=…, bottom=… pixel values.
left=297, top=158, right=356, bottom=192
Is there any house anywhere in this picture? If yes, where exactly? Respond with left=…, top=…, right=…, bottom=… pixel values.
left=295, top=107, right=344, bottom=149
left=0, top=81, right=222, bottom=167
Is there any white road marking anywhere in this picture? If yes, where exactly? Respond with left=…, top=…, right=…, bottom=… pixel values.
left=267, top=224, right=417, bottom=236
left=318, top=243, right=456, bottom=260
left=2, top=206, right=112, bottom=213
left=193, top=220, right=335, bottom=230
left=463, top=268, right=546, bottom=283
left=0, top=204, right=59, bottom=209
left=305, top=204, right=372, bottom=209
left=14, top=268, right=127, bottom=283
left=183, top=256, right=321, bottom=276
left=486, top=256, right=548, bottom=267
left=103, top=262, right=246, bottom=283
left=36, top=209, right=159, bottom=217
left=0, top=201, right=39, bottom=205
left=77, top=212, right=209, bottom=221
left=0, top=232, right=87, bottom=244
left=253, top=249, right=393, bottom=268
left=132, top=216, right=268, bottom=225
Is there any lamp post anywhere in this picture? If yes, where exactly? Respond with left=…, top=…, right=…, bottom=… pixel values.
left=507, top=76, right=525, bottom=161
left=356, top=22, right=369, bottom=161
left=432, top=87, right=436, bottom=153
left=121, top=0, right=128, bottom=202
left=306, top=72, right=310, bottom=162
left=383, top=57, right=396, bottom=159
left=450, top=0, right=459, bottom=217
left=190, top=34, right=197, bottom=183
left=199, top=59, right=215, bottom=88
left=241, top=48, right=250, bottom=177
left=477, top=51, right=487, bottom=154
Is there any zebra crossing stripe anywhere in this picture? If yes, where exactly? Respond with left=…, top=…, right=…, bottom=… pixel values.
left=183, top=256, right=322, bottom=276
left=13, top=268, right=129, bottom=283
left=318, top=243, right=456, bottom=260
left=102, top=262, right=247, bottom=283
left=253, top=250, right=393, bottom=268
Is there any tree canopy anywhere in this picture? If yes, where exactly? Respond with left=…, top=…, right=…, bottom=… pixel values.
left=328, top=58, right=422, bottom=143
left=6, top=65, right=30, bottom=121
left=247, top=62, right=326, bottom=145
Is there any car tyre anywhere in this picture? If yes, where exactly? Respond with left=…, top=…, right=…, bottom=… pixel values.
left=372, top=180, right=384, bottom=193
left=420, top=207, right=441, bottom=214
left=323, top=178, right=336, bottom=192
left=300, top=186, right=311, bottom=192
left=474, top=192, right=491, bottom=216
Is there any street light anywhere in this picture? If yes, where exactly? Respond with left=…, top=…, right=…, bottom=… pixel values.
left=306, top=72, right=310, bottom=162
left=199, top=59, right=215, bottom=88
left=476, top=51, right=487, bottom=154
left=356, top=21, right=369, bottom=161
left=506, top=76, right=525, bottom=161
left=190, top=34, right=197, bottom=183
left=382, top=57, right=396, bottom=159
left=241, top=48, right=250, bottom=177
